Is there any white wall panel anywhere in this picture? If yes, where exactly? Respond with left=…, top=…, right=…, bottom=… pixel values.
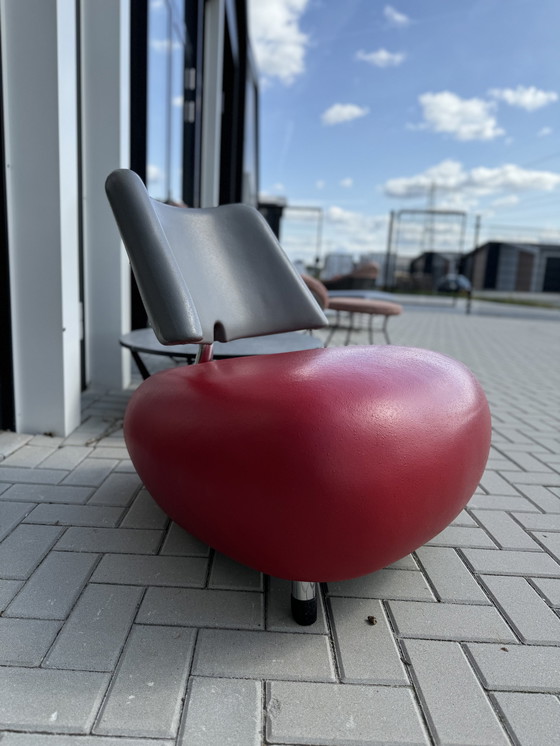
left=80, top=0, right=131, bottom=390
left=0, top=0, right=81, bottom=435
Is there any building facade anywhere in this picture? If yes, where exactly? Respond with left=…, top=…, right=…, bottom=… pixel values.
left=462, top=242, right=560, bottom=293
left=0, top=0, right=258, bottom=435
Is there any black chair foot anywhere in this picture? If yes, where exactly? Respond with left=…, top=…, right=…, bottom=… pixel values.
left=291, top=581, right=317, bottom=625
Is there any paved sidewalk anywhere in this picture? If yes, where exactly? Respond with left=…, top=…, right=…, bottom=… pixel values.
left=0, top=304, right=559, bottom=745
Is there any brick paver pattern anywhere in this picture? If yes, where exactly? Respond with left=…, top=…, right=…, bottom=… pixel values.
left=1, top=301, right=559, bottom=745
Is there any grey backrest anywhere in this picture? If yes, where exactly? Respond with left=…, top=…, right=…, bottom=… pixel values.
left=105, top=169, right=327, bottom=345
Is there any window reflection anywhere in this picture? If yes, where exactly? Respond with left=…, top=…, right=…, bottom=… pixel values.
left=146, top=0, right=185, bottom=203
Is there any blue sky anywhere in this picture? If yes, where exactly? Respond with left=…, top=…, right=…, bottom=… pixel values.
left=248, top=0, right=560, bottom=264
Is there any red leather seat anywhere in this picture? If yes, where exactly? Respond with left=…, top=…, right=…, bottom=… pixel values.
left=125, top=345, right=490, bottom=581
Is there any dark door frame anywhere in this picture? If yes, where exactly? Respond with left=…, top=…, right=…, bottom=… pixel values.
left=0, top=26, right=16, bottom=431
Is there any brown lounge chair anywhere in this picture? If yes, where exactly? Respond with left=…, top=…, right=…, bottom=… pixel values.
left=302, top=274, right=402, bottom=345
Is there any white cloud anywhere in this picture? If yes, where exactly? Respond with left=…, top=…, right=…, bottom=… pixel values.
left=282, top=206, right=391, bottom=263
left=538, top=126, right=553, bottom=137
left=356, top=48, right=406, bottom=68
left=321, top=103, right=369, bottom=125
left=315, top=180, right=326, bottom=190
left=418, top=91, right=505, bottom=141
left=489, top=86, right=558, bottom=111
left=340, top=178, right=353, bottom=188
left=384, top=159, right=560, bottom=199
left=248, top=0, right=310, bottom=86
left=491, top=195, right=520, bottom=208
left=384, top=5, right=410, bottom=27
left=150, top=39, right=182, bottom=53
left=147, top=164, right=163, bottom=184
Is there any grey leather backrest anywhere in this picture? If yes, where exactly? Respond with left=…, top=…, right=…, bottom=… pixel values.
left=105, top=169, right=327, bottom=345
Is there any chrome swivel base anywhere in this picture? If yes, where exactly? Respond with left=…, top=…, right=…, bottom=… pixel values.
left=291, top=581, right=317, bottom=625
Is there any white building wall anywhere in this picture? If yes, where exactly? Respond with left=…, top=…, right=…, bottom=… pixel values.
left=0, top=0, right=82, bottom=435
left=80, top=0, right=131, bottom=390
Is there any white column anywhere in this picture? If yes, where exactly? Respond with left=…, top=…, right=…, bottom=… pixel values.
left=200, top=0, right=225, bottom=207
left=80, top=0, right=131, bottom=390
left=0, top=0, right=82, bottom=435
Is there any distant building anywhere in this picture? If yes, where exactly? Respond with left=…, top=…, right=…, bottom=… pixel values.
left=462, top=243, right=560, bottom=292
left=409, top=252, right=462, bottom=290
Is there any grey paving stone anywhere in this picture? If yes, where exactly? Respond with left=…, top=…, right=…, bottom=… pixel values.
left=532, top=531, right=560, bottom=562
left=462, top=548, right=560, bottom=576
left=329, top=597, right=409, bottom=684
left=90, top=446, right=130, bottom=460
left=39, top=446, right=92, bottom=470
left=160, top=521, right=210, bottom=556
left=0, top=667, right=110, bottom=733
left=0, top=524, right=63, bottom=579
left=96, top=435, right=126, bottom=448
left=120, top=488, right=168, bottom=529
left=137, top=587, right=263, bottom=629
left=208, top=552, right=263, bottom=590
left=513, top=512, right=560, bottom=530
left=91, top=553, right=208, bottom=587
left=450, top=508, right=478, bottom=526
left=328, top=569, right=435, bottom=601
left=87, top=472, right=141, bottom=506
left=0, top=579, right=23, bottom=611
left=4, top=551, right=98, bottom=619
left=193, top=629, right=335, bottom=681
left=0, top=618, right=61, bottom=666
left=415, top=546, right=491, bottom=604
left=1, top=483, right=92, bottom=504
left=467, top=642, right=560, bottom=692
left=505, top=451, right=556, bottom=472
left=266, top=681, right=428, bottom=745
left=27, top=434, right=64, bottom=447
left=0, top=500, right=35, bottom=540
left=267, top=578, right=329, bottom=635
left=0, top=481, right=9, bottom=495
left=387, top=554, right=419, bottom=570
left=493, top=692, right=560, bottom=746
left=0, top=735, right=173, bottom=746
left=114, top=458, right=136, bottom=472
left=492, top=426, right=535, bottom=445
left=44, top=584, right=143, bottom=671
left=61, top=458, right=118, bottom=487
left=0, top=466, right=68, bottom=484
left=426, top=525, right=497, bottom=548
left=179, top=677, right=262, bottom=746
left=388, top=600, right=516, bottom=643
left=94, top=625, right=195, bottom=739
left=0, top=430, right=32, bottom=458
left=531, top=577, right=560, bottom=606
left=471, top=509, right=541, bottom=550
left=501, top=470, right=560, bottom=486
left=486, top=458, right=520, bottom=472
left=467, top=493, right=541, bottom=512
left=479, top=471, right=521, bottom=496
left=403, top=639, right=509, bottom=746
left=1, top=444, right=57, bottom=467
left=55, top=527, right=163, bottom=554
left=65, top=416, right=113, bottom=442
left=481, top=574, right=560, bottom=645
left=24, top=503, right=124, bottom=527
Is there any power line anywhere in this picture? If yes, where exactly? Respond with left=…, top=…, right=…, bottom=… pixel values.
left=520, top=150, right=560, bottom=169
